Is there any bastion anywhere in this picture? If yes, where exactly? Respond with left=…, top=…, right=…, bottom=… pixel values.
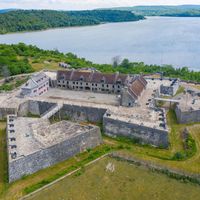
left=7, top=115, right=102, bottom=182
left=175, top=90, right=200, bottom=124
left=103, top=107, right=169, bottom=148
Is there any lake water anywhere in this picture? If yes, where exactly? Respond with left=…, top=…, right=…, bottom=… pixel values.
left=0, top=17, right=200, bottom=71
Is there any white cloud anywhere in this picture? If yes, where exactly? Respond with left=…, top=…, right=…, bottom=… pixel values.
left=1, top=0, right=200, bottom=10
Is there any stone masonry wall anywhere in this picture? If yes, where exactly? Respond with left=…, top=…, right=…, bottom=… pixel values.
left=103, top=116, right=168, bottom=148
left=175, top=106, right=200, bottom=124
left=0, top=107, right=17, bottom=120
left=58, top=104, right=107, bottom=123
left=8, top=126, right=102, bottom=182
left=18, top=100, right=57, bottom=117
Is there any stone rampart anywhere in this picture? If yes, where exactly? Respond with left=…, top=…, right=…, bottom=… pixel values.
left=103, top=115, right=168, bottom=148
left=0, top=107, right=17, bottom=120
left=175, top=106, right=200, bottom=124
left=18, top=100, right=57, bottom=117
left=58, top=104, right=107, bottom=123
left=8, top=126, right=102, bottom=182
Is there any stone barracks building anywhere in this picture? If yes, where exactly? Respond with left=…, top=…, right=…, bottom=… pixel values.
left=21, top=72, right=49, bottom=97
left=57, top=70, right=147, bottom=107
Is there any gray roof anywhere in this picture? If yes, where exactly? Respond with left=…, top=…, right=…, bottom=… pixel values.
left=21, top=72, right=48, bottom=90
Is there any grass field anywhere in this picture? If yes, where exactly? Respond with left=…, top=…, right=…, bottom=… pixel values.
left=26, top=157, right=200, bottom=200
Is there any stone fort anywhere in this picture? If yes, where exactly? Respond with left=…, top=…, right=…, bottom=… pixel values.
left=0, top=69, right=183, bottom=182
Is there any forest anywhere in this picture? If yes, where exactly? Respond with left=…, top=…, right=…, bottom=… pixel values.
left=0, top=43, right=200, bottom=82
left=0, top=10, right=144, bottom=34
left=111, top=5, right=200, bottom=17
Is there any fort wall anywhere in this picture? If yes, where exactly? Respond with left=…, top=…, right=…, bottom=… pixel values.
left=8, top=126, right=102, bottom=182
left=58, top=104, right=107, bottom=123
left=0, top=107, right=17, bottom=120
left=103, top=115, right=168, bottom=148
left=18, top=100, right=57, bottom=117
left=175, top=106, right=200, bottom=124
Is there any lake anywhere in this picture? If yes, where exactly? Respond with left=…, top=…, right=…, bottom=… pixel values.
left=0, top=17, right=200, bottom=71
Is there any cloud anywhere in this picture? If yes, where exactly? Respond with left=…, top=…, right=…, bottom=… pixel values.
left=1, top=0, right=200, bottom=10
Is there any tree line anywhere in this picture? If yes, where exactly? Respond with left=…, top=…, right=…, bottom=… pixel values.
left=111, top=5, right=200, bottom=17
left=0, top=10, right=144, bottom=34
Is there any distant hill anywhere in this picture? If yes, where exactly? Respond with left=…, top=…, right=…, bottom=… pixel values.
left=0, top=9, right=17, bottom=14
left=0, top=9, right=144, bottom=34
left=108, top=5, right=200, bottom=17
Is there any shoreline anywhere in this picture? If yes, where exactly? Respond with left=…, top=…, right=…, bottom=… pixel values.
left=0, top=19, right=144, bottom=35
left=1, top=15, right=200, bottom=35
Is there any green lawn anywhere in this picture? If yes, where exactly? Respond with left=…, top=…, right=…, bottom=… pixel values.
left=26, top=157, right=200, bottom=200
left=175, top=86, right=185, bottom=96
left=104, top=110, right=200, bottom=174
left=0, top=77, right=28, bottom=92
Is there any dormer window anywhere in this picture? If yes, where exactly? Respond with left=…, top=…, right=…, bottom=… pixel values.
left=80, top=75, right=84, bottom=81
left=116, top=79, right=122, bottom=84
left=101, top=77, right=106, bottom=83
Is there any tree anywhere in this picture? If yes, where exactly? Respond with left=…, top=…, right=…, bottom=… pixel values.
left=112, top=56, right=121, bottom=68
left=120, top=58, right=130, bottom=68
left=2, top=65, right=10, bottom=82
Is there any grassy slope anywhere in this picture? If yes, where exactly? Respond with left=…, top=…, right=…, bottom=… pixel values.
left=26, top=157, right=200, bottom=200
left=1, top=43, right=200, bottom=82
left=108, top=110, right=200, bottom=173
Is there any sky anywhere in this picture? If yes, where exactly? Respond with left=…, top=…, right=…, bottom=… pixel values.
left=1, top=0, right=200, bottom=10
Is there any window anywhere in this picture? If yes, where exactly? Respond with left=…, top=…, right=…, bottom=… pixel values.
left=11, top=145, right=17, bottom=149
left=10, top=138, right=16, bottom=141
left=80, top=77, right=84, bottom=81
left=101, top=78, right=105, bottom=83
